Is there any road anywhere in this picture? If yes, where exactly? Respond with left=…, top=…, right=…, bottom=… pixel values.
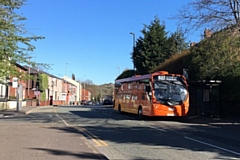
left=0, top=105, right=239, bottom=160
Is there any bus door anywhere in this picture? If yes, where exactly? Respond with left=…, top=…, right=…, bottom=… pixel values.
left=126, top=93, right=133, bottom=112
left=131, top=93, right=137, bottom=114
left=131, top=82, right=139, bottom=114
left=125, top=83, right=134, bottom=113
left=119, top=82, right=132, bottom=112
left=144, top=83, right=153, bottom=115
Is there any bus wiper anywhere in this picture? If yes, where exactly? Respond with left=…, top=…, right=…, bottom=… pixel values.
left=157, top=81, right=184, bottom=86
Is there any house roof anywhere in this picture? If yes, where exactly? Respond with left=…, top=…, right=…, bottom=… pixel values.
left=16, top=64, right=76, bottom=86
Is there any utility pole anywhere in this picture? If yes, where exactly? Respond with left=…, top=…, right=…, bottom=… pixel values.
left=65, top=63, right=68, bottom=77
left=100, top=87, right=102, bottom=103
left=28, top=57, right=31, bottom=98
left=12, top=77, right=19, bottom=111
left=116, top=66, right=120, bottom=75
left=84, top=75, right=86, bottom=100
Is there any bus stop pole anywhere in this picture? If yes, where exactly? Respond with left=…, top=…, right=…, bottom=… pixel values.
left=16, top=84, right=19, bottom=112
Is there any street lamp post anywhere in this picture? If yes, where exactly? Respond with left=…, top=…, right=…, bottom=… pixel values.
left=84, top=75, right=86, bottom=100
left=116, top=66, right=120, bottom=75
left=101, top=87, right=102, bottom=102
left=130, top=32, right=136, bottom=71
left=28, top=65, right=30, bottom=98
left=27, top=56, right=32, bottom=99
left=51, top=78, right=56, bottom=105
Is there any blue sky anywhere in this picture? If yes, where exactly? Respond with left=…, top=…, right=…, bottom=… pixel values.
left=18, top=0, right=201, bottom=85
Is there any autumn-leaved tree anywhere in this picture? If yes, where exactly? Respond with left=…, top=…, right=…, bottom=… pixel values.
left=0, top=0, right=47, bottom=84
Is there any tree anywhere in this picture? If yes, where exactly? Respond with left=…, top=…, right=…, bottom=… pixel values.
left=172, top=0, right=240, bottom=80
left=168, top=28, right=189, bottom=54
left=132, top=17, right=172, bottom=75
left=174, top=0, right=240, bottom=33
left=38, top=73, right=48, bottom=100
left=173, top=0, right=240, bottom=116
left=116, top=69, right=135, bottom=80
left=152, top=50, right=190, bottom=74
left=0, top=0, right=47, bottom=84
left=189, top=30, right=240, bottom=80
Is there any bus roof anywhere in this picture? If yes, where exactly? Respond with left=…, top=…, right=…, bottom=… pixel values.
left=115, top=74, right=151, bottom=84
left=115, top=71, right=181, bottom=84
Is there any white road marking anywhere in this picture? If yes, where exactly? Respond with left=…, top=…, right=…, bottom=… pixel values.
left=148, top=125, right=167, bottom=132
left=56, top=113, right=69, bottom=126
left=185, top=136, right=240, bottom=156
left=140, top=121, right=167, bottom=132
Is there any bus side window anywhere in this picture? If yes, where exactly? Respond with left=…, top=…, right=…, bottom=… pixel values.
left=132, top=95, right=137, bottom=100
left=138, top=83, right=142, bottom=90
left=128, top=83, right=131, bottom=89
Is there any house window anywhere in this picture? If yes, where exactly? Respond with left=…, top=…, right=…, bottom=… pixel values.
left=55, top=91, right=57, bottom=100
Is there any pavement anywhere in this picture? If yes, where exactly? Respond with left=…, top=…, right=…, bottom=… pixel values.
left=0, top=105, right=39, bottom=118
left=0, top=105, right=109, bottom=160
left=185, top=115, right=240, bottom=125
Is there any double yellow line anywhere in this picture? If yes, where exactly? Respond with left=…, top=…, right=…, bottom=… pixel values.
left=54, top=107, right=108, bottom=147
left=77, top=127, right=108, bottom=147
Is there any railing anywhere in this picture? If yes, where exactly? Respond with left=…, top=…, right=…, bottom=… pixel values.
left=0, top=99, right=81, bottom=111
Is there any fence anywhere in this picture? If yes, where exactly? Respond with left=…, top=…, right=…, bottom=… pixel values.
left=0, top=99, right=80, bottom=111
left=26, top=100, right=66, bottom=106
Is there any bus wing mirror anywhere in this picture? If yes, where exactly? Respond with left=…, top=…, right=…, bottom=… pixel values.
left=115, top=82, right=122, bottom=87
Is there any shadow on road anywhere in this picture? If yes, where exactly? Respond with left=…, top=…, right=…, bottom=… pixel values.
left=29, top=148, right=108, bottom=160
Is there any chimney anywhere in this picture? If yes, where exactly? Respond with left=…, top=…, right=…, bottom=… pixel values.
left=204, top=28, right=212, bottom=38
left=190, top=42, right=196, bottom=47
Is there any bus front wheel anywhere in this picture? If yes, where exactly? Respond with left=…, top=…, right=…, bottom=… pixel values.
left=138, top=107, right=143, bottom=119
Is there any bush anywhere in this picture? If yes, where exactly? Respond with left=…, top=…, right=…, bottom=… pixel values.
left=8, top=96, right=16, bottom=100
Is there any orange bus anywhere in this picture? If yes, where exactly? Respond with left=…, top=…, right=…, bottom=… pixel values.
left=113, top=71, right=189, bottom=119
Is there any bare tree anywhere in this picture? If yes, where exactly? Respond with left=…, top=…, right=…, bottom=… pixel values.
left=173, top=0, right=240, bottom=33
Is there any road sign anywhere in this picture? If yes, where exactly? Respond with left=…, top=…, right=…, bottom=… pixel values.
left=12, top=77, right=18, bottom=88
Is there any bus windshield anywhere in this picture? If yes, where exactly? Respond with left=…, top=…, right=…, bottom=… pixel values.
left=153, top=76, right=187, bottom=106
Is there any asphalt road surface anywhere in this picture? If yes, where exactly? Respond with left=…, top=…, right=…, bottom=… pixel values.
left=0, top=105, right=239, bottom=160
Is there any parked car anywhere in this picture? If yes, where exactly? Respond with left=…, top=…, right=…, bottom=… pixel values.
left=103, top=99, right=113, bottom=105
left=86, top=101, right=93, bottom=105
left=81, top=100, right=87, bottom=105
